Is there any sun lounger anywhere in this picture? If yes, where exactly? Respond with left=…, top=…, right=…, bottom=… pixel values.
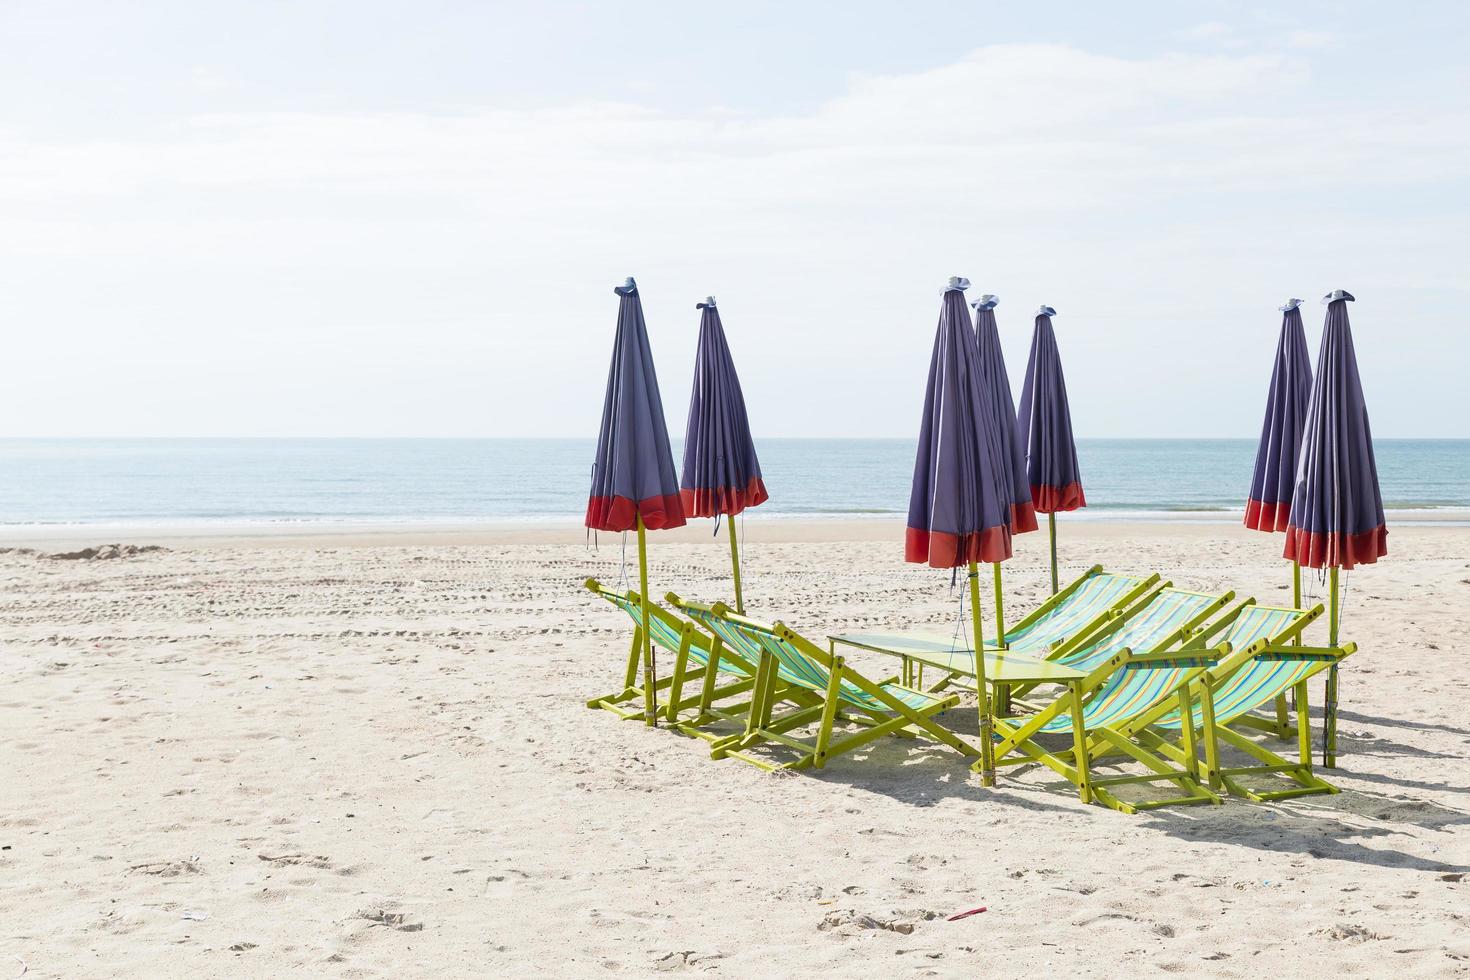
left=666, top=595, right=978, bottom=772
left=899, top=565, right=1160, bottom=693
left=584, top=578, right=779, bottom=736
left=1043, top=585, right=1234, bottom=671
left=1119, top=602, right=1358, bottom=801
left=982, top=600, right=1252, bottom=813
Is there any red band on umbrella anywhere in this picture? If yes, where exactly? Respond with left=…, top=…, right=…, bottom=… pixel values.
left=1031, top=482, right=1086, bottom=514
left=680, top=477, right=769, bottom=519
left=1243, top=497, right=1292, bottom=533
left=1282, top=523, right=1388, bottom=570
left=905, top=525, right=1013, bottom=568
left=585, top=492, right=688, bottom=533
left=1010, top=501, right=1039, bottom=534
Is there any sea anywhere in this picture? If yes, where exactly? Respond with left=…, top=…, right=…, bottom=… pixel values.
left=0, top=438, right=1466, bottom=529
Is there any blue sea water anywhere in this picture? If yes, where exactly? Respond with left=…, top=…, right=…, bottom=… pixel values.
left=0, top=438, right=1465, bottom=527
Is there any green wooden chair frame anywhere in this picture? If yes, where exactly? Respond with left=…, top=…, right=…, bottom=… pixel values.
left=911, top=565, right=1161, bottom=695
left=1117, top=602, right=1359, bottom=802
left=667, top=595, right=979, bottom=772
left=584, top=578, right=811, bottom=739
left=981, top=597, right=1254, bottom=814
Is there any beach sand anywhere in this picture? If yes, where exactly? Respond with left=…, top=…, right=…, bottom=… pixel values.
left=1, top=520, right=1467, bottom=977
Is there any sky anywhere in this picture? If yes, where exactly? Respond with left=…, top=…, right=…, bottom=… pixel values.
left=1, top=1, right=1467, bottom=439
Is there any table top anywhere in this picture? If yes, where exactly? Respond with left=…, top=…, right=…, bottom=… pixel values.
left=829, top=631, right=1086, bottom=684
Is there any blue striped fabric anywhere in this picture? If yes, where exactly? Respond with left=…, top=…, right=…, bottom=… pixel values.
left=1057, top=589, right=1222, bottom=671
left=604, top=594, right=751, bottom=678
left=1004, top=572, right=1146, bottom=655
left=1015, top=657, right=1202, bottom=734
left=685, top=606, right=940, bottom=712
left=684, top=606, right=776, bottom=679
left=1150, top=606, right=1312, bottom=729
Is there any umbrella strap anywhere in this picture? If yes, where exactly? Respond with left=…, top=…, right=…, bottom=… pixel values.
left=617, top=531, right=631, bottom=592
left=950, top=585, right=967, bottom=654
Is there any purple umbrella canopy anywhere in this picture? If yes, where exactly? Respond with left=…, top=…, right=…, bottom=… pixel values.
left=1244, top=298, right=1313, bottom=532
left=1284, top=291, right=1388, bottom=570
left=972, top=295, right=1039, bottom=535
left=585, top=278, right=687, bottom=533
left=1016, top=307, right=1086, bottom=513
left=680, top=297, right=769, bottom=518
left=906, top=279, right=1014, bottom=568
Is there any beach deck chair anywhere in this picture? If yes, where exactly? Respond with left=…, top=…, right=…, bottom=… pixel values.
left=984, top=599, right=1250, bottom=813
left=1119, top=602, right=1358, bottom=801
left=584, top=579, right=789, bottom=737
left=667, top=595, right=978, bottom=772
left=903, top=566, right=1161, bottom=694
left=1042, top=584, right=1234, bottom=672
left=994, top=581, right=1230, bottom=715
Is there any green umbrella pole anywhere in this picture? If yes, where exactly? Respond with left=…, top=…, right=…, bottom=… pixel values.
left=968, top=562, right=996, bottom=787
left=1048, top=512, right=1059, bottom=594
left=727, top=517, right=744, bottom=615
left=1325, top=565, right=1339, bottom=767
left=992, top=562, right=1006, bottom=649
left=636, top=514, right=657, bottom=728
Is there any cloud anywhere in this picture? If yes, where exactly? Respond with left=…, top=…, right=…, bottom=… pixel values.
left=0, top=42, right=1466, bottom=437
left=1180, top=21, right=1236, bottom=41
left=1278, top=30, right=1345, bottom=49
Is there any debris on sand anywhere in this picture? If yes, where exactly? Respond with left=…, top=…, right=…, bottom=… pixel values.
left=45, top=544, right=167, bottom=561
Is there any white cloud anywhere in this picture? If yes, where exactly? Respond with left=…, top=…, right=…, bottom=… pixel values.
left=1278, top=30, right=1345, bottom=49
left=0, top=42, right=1466, bottom=438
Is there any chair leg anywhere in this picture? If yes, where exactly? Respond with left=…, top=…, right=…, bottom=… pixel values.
left=1274, top=693, right=1293, bottom=739
left=811, top=660, right=845, bottom=769
left=695, top=637, right=725, bottom=718
left=664, top=628, right=693, bottom=722
left=1176, top=686, right=1200, bottom=784
left=1296, top=679, right=1314, bottom=769
left=1069, top=683, right=1092, bottom=805
left=1198, top=674, right=1222, bottom=791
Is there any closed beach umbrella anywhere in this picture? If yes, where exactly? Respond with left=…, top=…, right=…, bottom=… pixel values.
left=1016, top=306, right=1086, bottom=593
left=1284, top=289, right=1386, bottom=764
left=973, top=294, right=1038, bottom=646
left=587, top=277, right=687, bottom=726
left=1245, top=298, right=1314, bottom=607
left=907, top=277, right=1012, bottom=786
left=680, top=296, right=769, bottom=613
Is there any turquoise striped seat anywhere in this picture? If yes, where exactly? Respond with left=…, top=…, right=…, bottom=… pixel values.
left=605, top=594, right=752, bottom=678
left=683, top=606, right=783, bottom=681
left=1150, top=605, right=1311, bottom=730
left=1057, top=589, right=1224, bottom=671
left=1003, top=571, right=1148, bottom=655
left=687, top=606, right=940, bottom=713
left=1007, top=656, right=1204, bottom=734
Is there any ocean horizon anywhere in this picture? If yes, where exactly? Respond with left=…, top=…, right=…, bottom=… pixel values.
left=1, top=437, right=1466, bottom=529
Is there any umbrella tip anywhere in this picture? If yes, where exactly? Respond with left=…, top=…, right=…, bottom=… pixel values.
left=1036, top=304, right=1057, bottom=317
left=696, top=295, right=716, bottom=309
left=614, top=276, right=638, bottom=296
left=1280, top=297, right=1304, bottom=312
left=1321, top=289, right=1355, bottom=304
left=946, top=276, right=970, bottom=292
left=971, top=294, right=999, bottom=311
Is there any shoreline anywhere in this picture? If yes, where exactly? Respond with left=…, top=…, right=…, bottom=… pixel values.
left=0, top=512, right=1459, bottom=549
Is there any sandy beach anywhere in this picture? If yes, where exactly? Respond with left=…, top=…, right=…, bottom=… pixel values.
left=2, top=519, right=1468, bottom=977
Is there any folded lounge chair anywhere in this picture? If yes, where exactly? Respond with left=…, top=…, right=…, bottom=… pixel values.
left=667, top=595, right=979, bottom=772
left=1120, top=602, right=1358, bottom=801
left=982, top=600, right=1252, bottom=813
